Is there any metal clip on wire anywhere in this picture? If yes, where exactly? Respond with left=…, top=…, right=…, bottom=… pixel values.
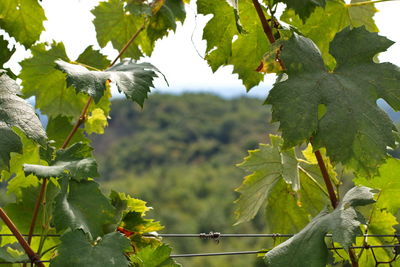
left=200, top=232, right=221, bottom=244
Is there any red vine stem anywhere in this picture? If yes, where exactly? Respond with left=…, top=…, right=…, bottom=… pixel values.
left=25, top=15, right=150, bottom=259
left=0, top=209, right=44, bottom=267
left=250, top=1, right=357, bottom=266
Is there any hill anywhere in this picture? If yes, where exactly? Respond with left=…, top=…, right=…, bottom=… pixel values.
left=92, top=93, right=278, bottom=266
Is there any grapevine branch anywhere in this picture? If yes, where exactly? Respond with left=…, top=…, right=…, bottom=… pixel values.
left=25, top=14, right=150, bottom=260
left=250, top=0, right=356, bottom=265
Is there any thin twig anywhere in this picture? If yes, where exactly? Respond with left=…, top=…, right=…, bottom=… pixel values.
left=0, top=209, right=44, bottom=267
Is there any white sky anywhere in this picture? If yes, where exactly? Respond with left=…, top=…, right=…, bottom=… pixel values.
left=5, top=0, right=400, bottom=98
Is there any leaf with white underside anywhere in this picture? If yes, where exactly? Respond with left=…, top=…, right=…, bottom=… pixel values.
left=264, top=186, right=375, bottom=266
left=24, top=142, right=98, bottom=181
left=55, top=59, right=163, bottom=107
left=0, top=70, right=46, bottom=171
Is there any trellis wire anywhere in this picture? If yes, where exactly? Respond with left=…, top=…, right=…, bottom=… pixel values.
left=170, top=245, right=400, bottom=258
left=1, top=232, right=399, bottom=238
left=0, top=245, right=399, bottom=263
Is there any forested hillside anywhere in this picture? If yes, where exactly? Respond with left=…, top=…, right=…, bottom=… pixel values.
left=92, top=93, right=277, bottom=266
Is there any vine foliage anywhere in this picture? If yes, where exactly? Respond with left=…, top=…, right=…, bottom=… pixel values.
left=0, top=0, right=400, bottom=266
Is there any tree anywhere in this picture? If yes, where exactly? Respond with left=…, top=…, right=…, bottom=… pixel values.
left=0, top=0, right=399, bottom=266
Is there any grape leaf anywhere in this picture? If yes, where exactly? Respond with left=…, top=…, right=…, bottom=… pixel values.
left=56, top=59, right=162, bottom=107
left=110, top=191, right=151, bottom=222
left=281, top=0, right=378, bottom=69
left=0, top=0, right=46, bottom=48
left=2, top=183, right=60, bottom=237
left=0, top=36, right=15, bottom=68
left=265, top=172, right=327, bottom=234
left=0, top=70, right=46, bottom=171
left=92, top=0, right=146, bottom=60
left=53, top=179, right=116, bottom=240
left=266, top=27, right=400, bottom=175
left=85, top=108, right=108, bottom=134
left=20, top=43, right=111, bottom=118
left=0, top=245, right=28, bottom=263
left=235, top=135, right=327, bottom=224
left=76, top=46, right=111, bottom=70
left=46, top=116, right=89, bottom=149
left=51, top=230, right=130, bottom=267
left=279, top=0, right=326, bottom=22
left=264, top=186, right=375, bottom=266
left=110, top=191, right=163, bottom=234
left=129, top=244, right=181, bottom=267
left=20, top=42, right=88, bottom=118
left=354, top=158, right=400, bottom=214
left=198, top=0, right=270, bottom=89
left=92, top=0, right=186, bottom=59
left=24, top=142, right=98, bottom=181
left=1, top=130, right=43, bottom=195
left=357, top=210, right=398, bottom=266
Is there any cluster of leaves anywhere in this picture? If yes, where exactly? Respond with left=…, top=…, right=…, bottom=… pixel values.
left=0, top=0, right=189, bottom=266
left=204, top=0, right=400, bottom=266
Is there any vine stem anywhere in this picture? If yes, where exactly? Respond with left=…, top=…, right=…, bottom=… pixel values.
left=250, top=0, right=358, bottom=265
left=24, top=14, right=150, bottom=262
left=0, top=209, right=44, bottom=267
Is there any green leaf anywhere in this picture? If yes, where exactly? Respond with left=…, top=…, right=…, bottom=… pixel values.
left=1, top=130, right=43, bottom=195
left=358, top=210, right=398, bottom=266
left=92, top=0, right=146, bottom=60
left=0, top=0, right=46, bottom=48
left=122, top=212, right=163, bottom=234
left=281, top=0, right=378, bottom=69
left=51, top=230, right=130, bottom=267
left=46, top=116, right=89, bottom=149
left=264, top=186, right=375, bottom=266
left=266, top=27, right=400, bottom=175
left=53, top=179, right=116, bottom=240
left=110, top=191, right=151, bottom=221
left=2, top=183, right=60, bottom=236
left=198, top=0, right=270, bottom=89
left=0, top=36, right=15, bottom=68
left=24, top=142, right=98, bottom=180
left=235, top=135, right=327, bottom=225
left=56, top=59, right=162, bottom=107
left=92, top=0, right=185, bottom=59
left=20, top=42, right=88, bottom=118
left=280, top=0, right=326, bottom=21
left=0, top=70, right=46, bottom=171
left=265, top=172, right=327, bottom=234
left=85, top=108, right=108, bottom=134
left=76, top=46, right=111, bottom=70
left=354, top=158, right=400, bottom=214
left=0, top=245, right=28, bottom=263
left=129, top=244, right=181, bottom=267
